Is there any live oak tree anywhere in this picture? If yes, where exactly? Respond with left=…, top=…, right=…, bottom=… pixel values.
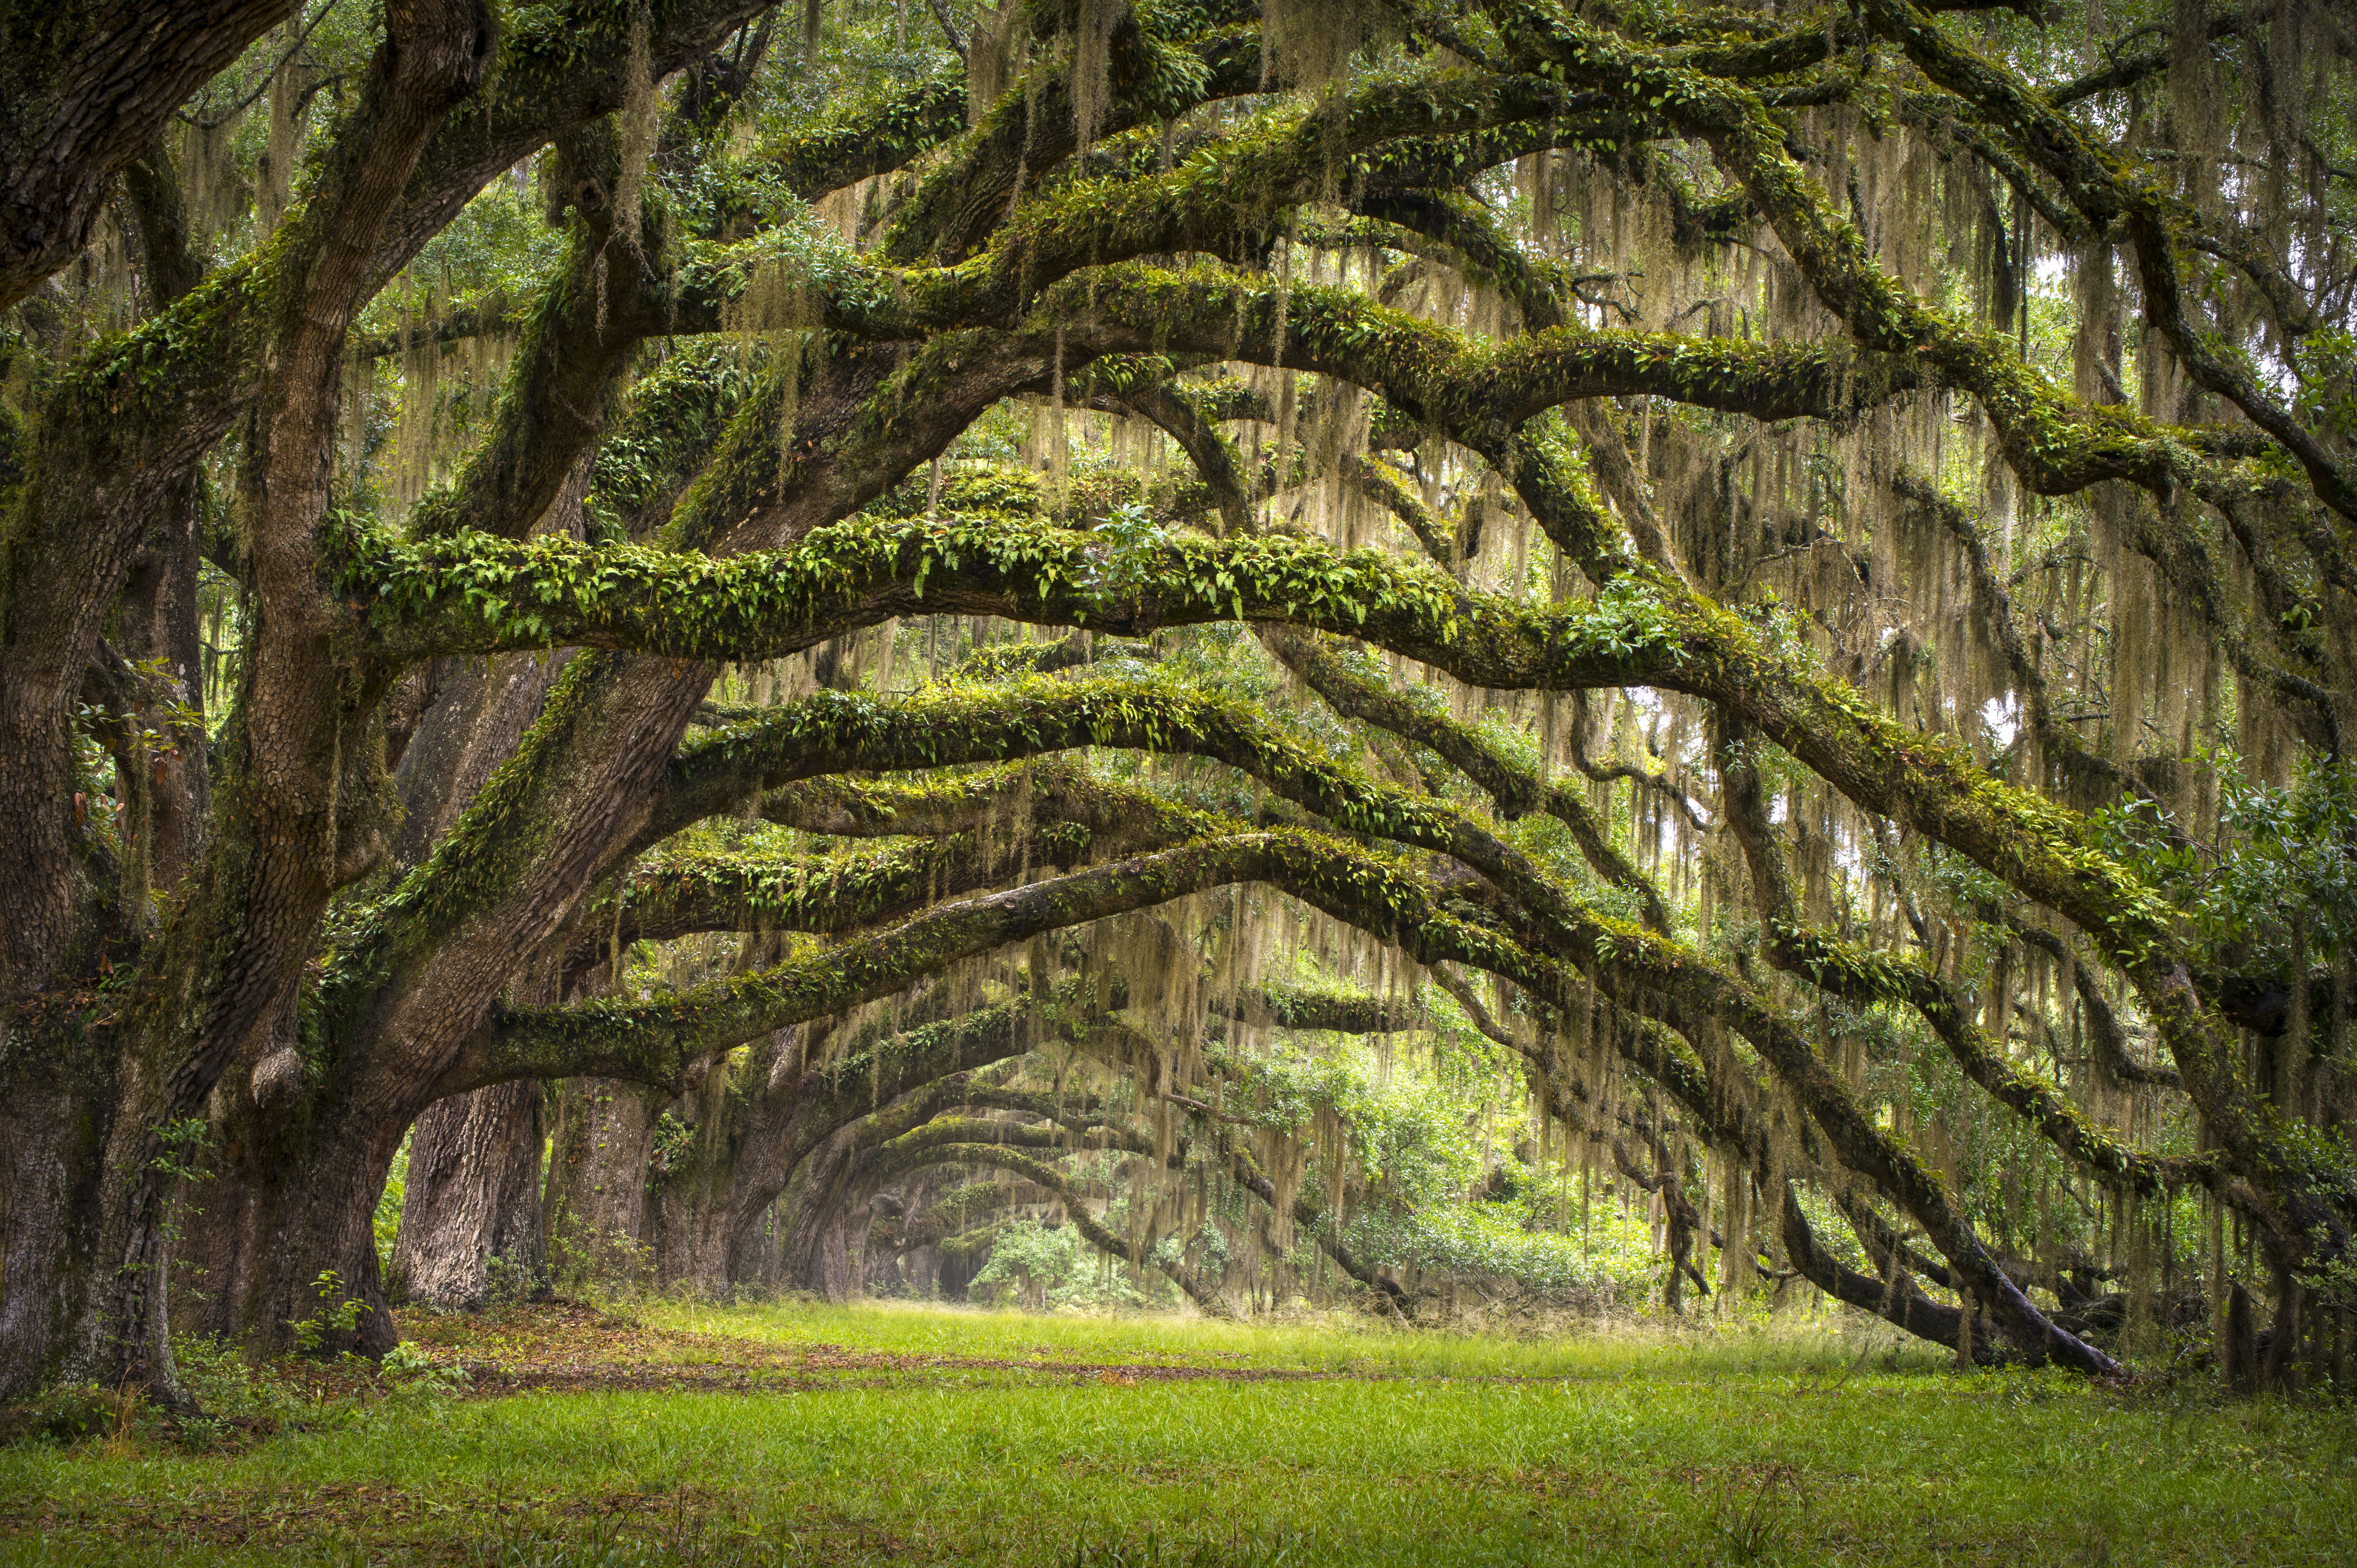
left=2, top=0, right=2354, bottom=1404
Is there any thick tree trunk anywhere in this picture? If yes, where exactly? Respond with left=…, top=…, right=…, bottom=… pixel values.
left=2260, top=1270, right=2307, bottom=1395
left=648, top=1165, right=732, bottom=1294
left=390, top=1080, right=546, bottom=1310
left=717, top=1028, right=807, bottom=1283
left=648, top=1060, right=743, bottom=1294
left=0, top=1073, right=106, bottom=1399
left=55, top=0, right=495, bottom=1397
left=250, top=1131, right=407, bottom=1360
left=174, top=990, right=460, bottom=1358
left=171, top=1101, right=406, bottom=1361
left=775, top=1126, right=868, bottom=1302
left=308, top=653, right=716, bottom=1262
left=731, top=1196, right=788, bottom=1293
left=543, top=1077, right=660, bottom=1289
left=811, top=1208, right=853, bottom=1303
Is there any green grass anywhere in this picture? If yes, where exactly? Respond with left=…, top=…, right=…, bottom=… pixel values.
left=637, top=1296, right=1880, bottom=1378
left=3, top=1301, right=2351, bottom=1566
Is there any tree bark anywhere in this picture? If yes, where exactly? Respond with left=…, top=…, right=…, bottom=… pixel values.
left=775, top=1125, right=866, bottom=1301
left=543, top=1078, right=661, bottom=1290
left=391, top=650, right=578, bottom=868
left=64, top=0, right=496, bottom=1391
left=0, top=1076, right=104, bottom=1399
left=647, top=1063, right=738, bottom=1295
left=718, top=1029, right=810, bottom=1284
left=390, top=1080, right=547, bottom=1310
left=0, top=1, right=298, bottom=312
left=168, top=1095, right=408, bottom=1362
left=1777, top=1185, right=2005, bottom=1366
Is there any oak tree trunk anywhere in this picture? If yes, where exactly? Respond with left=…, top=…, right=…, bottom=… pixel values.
left=0, top=1078, right=105, bottom=1399
left=542, top=1078, right=660, bottom=1290
left=390, top=1080, right=546, bottom=1310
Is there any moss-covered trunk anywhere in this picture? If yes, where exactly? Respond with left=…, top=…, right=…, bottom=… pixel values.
left=172, top=1098, right=408, bottom=1361
left=542, top=1078, right=661, bottom=1291
left=53, top=0, right=495, bottom=1397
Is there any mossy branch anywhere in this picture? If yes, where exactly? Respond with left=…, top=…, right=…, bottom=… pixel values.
left=1720, top=729, right=2207, bottom=1200
left=1860, top=0, right=2357, bottom=525
left=1257, top=626, right=1673, bottom=934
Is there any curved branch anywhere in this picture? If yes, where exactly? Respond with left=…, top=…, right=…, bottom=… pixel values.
left=1861, top=0, right=2357, bottom=524
left=1721, top=726, right=2208, bottom=1200
left=879, top=1141, right=1221, bottom=1309
left=1258, top=627, right=1673, bottom=934
left=0, top=0, right=299, bottom=312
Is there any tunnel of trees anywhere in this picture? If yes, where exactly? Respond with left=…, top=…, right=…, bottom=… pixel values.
left=1, top=0, right=2353, bottom=1406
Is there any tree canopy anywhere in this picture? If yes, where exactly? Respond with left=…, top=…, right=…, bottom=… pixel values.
left=1, top=0, right=2354, bottom=1403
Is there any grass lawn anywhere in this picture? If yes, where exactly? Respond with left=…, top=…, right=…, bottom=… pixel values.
left=2, top=1299, right=2350, bottom=1566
